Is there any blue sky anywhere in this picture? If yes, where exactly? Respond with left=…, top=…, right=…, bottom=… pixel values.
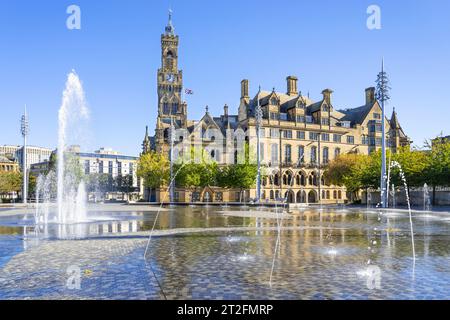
left=1, top=0, right=449, bottom=155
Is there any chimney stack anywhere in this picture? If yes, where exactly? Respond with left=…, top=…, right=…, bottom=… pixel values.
left=365, top=87, right=376, bottom=105
left=322, top=89, right=333, bottom=104
left=286, top=76, right=298, bottom=96
left=224, top=104, right=229, bottom=117
left=241, top=79, right=249, bottom=99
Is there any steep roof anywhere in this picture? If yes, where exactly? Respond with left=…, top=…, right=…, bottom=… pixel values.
left=390, top=109, right=407, bottom=138
left=339, top=103, right=374, bottom=125
left=249, top=90, right=314, bottom=115
left=307, top=101, right=323, bottom=114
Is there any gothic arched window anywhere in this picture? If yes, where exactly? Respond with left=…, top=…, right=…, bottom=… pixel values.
left=163, top=103, right=170, bottom=115
left=165, top=50, right=174, bottom=69
left=172, top=103, right=178, bottom=114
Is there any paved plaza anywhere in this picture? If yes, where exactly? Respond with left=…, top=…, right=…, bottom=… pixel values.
left=0, top=205, right=449, bottom=300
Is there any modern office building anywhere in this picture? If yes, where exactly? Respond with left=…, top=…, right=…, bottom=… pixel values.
left=0, top=145, right=52, bottom=170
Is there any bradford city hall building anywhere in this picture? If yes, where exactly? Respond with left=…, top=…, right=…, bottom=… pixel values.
left=141, top=13, right=410, bottom=204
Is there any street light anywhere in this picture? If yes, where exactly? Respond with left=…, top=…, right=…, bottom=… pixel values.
left=169, top=116, right=176, bottom=203
left=255, top=86, right=263, bottom=203
left=376, top=59, right=391, bottom=208
left=21, top=106, right=29, bottom=204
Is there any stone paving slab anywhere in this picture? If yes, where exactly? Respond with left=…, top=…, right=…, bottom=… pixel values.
left=1, top=205, right=450, bottom=300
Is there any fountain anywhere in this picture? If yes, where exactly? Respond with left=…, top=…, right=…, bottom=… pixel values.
left=35, top=71, right=89, bottom=225
left=388, top=161, right=416, bottom=262
left=35, top=171, right=56, bottom=224
left=57, top=71, right=89, bottom=224
left=391, top=183, right=396, bottom=209
left=423, top=183, right=431, bottom=211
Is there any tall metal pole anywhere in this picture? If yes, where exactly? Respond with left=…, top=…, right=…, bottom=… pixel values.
left=255, top=86, right=263, bottom=203
left=21, top=106, right=29, bottom=204
left=377, top=59, right=390, bottom=209
left=169, top=116, right=175, bottom=203
left=318, top=133, right=321, bottom=205
left=279, top=128, right=283, bottom=202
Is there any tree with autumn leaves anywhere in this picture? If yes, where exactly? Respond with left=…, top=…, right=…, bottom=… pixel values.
left=325, top=138, right=450, bottom=204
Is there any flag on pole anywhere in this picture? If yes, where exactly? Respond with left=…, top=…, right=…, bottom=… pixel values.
left=185, top=88, right=194, bottom=95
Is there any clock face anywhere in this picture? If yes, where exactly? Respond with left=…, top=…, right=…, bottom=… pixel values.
left=166, top=74, right=174, bottom=83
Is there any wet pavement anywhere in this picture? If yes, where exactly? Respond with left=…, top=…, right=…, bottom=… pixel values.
left=0, top=205, right=449, bottom=300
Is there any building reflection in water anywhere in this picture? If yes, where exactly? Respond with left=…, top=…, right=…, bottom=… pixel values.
left=22, top=220, right=143, bottom=249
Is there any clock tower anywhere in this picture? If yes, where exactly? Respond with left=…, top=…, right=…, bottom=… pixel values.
left=157, top=10, right=187, bottom=128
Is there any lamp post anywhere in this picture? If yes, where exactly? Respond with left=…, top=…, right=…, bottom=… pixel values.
left=376, top=59, right=391, bottom=208
left=21, top=106, right=29, bottom=204
left=317, top=132, right=321, bottom=206
left=169, top=116, right=175, bottom=203
left=255, top=86, right=263, bottom=203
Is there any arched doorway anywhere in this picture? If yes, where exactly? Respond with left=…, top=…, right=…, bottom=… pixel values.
left=296, top=190, right=306, bottom=203
left=285, top=190, right=295, bottom=203
left=308, top=190, right=317, bottom=203
left=203, top=191, right=212, bottom=203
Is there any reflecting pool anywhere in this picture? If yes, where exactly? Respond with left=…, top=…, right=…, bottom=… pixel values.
left=0, top=204, right=449, bottom=300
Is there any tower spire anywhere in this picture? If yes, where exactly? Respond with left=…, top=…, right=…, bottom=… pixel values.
left=142, top=125, right=151, bottom=154
left=165, top=9, right=175, bottom=35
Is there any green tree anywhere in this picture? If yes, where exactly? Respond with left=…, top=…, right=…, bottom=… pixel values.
left=175, top=163, right=201, bottom=202
left=0, top=171, right=22, bottom=200
left=324, top=153, right=373, bottom=201
left=114, top=174, right=135, bottom=201
left=137, top=151, right=170, bottom=201
left=423, top=137, right=450, bottom=204
left=47, top=151, right=57, bottom=174
left=175, top=150, right=218, bottom=202
left=217, top=144, right=258, bottom=202
left=391, top=146, right=428, bottom=188
left=28, top=174, right=37, bottom=199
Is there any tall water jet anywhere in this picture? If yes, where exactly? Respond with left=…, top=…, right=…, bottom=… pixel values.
left=57, top=71, right=90, bottom=224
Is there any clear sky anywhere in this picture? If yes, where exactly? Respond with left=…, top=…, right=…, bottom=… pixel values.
left=1, top=0, right=449, bottom=155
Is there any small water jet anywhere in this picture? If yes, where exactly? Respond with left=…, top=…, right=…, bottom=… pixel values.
left=389, top=161, right=416, bottom=264
left=423, top=183, right=431, bottom=211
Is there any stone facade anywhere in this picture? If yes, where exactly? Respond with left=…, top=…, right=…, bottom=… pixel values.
left=0, top=155, right=19, bottom=172
left=143, top=13, right=410, bottom=204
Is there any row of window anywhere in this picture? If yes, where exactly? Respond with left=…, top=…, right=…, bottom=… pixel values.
left=175, top=144, right=340, bottom=166
left=267, top=129, right=355, bottom=144
left=84, top=160, right=133, bottom=176
left=262, top=190, right=342, bottom=201
left=162, top=102, right=179, bottom=115
left=268, top=144, right=341, bottom=165
left=362, top=136, right=383, bottom=146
